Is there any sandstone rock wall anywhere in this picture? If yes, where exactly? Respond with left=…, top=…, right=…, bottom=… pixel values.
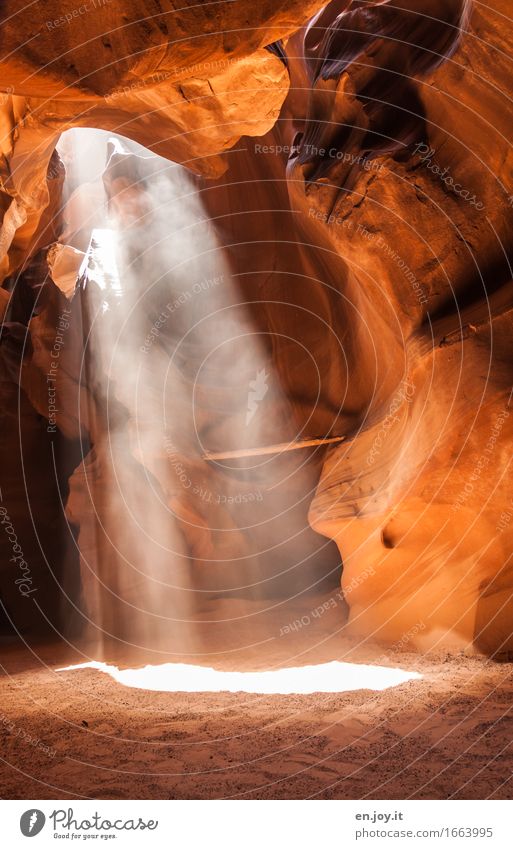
left=1, top=0, right=512, bottom=654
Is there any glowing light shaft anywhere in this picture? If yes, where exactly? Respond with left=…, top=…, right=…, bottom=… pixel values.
left=79, top=227, right=121, bottom=293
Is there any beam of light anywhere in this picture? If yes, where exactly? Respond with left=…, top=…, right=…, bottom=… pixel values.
left=57, top=660, right=421, bottom=694
left=80, top=227, right=121, bottom=294
left=55, top=129, right=310, bottom=654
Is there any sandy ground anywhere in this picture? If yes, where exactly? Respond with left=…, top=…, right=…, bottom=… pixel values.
left=1, top=594, right=513, bottom=800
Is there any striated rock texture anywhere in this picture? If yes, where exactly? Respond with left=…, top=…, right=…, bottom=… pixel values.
left=1, top=0, right=513, bottom=655
left=0, top=0, right=328, bottom=289
left=0, top=0, right=324, bottom=97
left=298, top=0, right=513, bottom=653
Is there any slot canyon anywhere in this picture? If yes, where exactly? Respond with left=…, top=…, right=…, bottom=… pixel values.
left=1, top=0, right=513, bottom=801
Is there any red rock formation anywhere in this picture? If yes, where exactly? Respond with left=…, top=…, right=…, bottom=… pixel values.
left=1, top=0, right=512, bottom=657
left=298, top=0, right=513, bottom=653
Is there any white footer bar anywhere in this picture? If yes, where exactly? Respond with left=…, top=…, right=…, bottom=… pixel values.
left=1, top=799, right=511, bottom=847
